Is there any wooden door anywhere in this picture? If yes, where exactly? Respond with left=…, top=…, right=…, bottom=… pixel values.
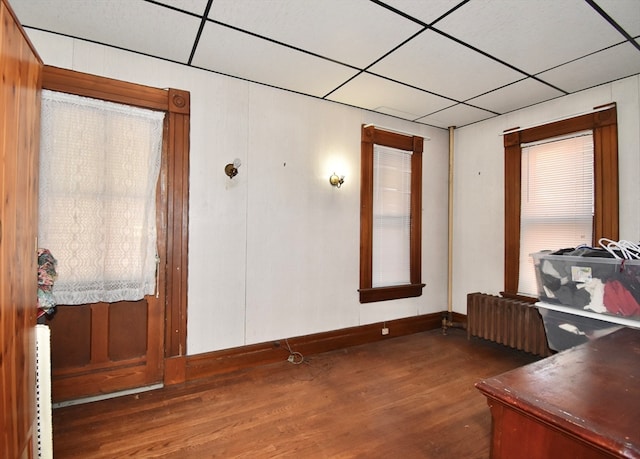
left=43, top=99, right=167, bottom=403
left=0, top=0, right=43, bottom=455
left=39, top=67, right=190, bottom=403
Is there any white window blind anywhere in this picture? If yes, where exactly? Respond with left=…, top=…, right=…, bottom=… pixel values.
left=372, top=145, right=412, bottom=287
left=38, top=90, right=165, bottom=305
left=518, top=131, right=594, bottom=296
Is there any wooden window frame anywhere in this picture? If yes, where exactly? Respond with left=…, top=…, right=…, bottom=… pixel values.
left=42, top=65, right=190, bottom=357
left=359, top=125, right=425, bottom=303
left=503, top=105, right=619, bottom=299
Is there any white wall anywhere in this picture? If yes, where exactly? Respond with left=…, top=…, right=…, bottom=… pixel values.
left=28, top=31, right=450, bottom=355
left=453, top=75, right=640, bottom=313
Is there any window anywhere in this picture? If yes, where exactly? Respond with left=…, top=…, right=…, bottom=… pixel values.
left=518, top=132, right=594, bottom=296
left=359, top=125, right=425, bottom=303
left=503, top=104, right=619, bottom=298
left=372, top=144, right=412, bottom=287
left=39, top=90, right=165, bottom=304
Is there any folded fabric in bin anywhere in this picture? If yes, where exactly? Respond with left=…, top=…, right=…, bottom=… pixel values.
left=582, top=278, right=607, bottom=313
left=543, top=280, right=591, bottom=308
left=604, top=279, right=640, bottom=316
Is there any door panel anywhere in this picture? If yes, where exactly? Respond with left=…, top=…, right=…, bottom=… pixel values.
left=48, top=297, right=163, bottom=403
left=109, top=301, right=148, bottom=360
left=50, top=306, right=91, bottom=368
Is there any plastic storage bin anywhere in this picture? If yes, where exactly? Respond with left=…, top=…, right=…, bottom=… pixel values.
left=536, top=304, right=623, bottom=351
left=532, top=251, right=640, bottom=322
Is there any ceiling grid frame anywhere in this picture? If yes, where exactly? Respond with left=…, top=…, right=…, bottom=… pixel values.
left=11, top=0, right=640, bottom=129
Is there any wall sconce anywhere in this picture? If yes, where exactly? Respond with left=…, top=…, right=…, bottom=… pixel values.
left=329, top=172, right=344, bottom=188
left=224, top=158, right=242, bottom=179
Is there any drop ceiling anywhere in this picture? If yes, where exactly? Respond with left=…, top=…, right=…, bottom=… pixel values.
left=10, top=0, right=640, bottom=129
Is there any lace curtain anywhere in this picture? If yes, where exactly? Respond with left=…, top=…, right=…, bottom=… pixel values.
left=38, top=90, right=165, bottom=305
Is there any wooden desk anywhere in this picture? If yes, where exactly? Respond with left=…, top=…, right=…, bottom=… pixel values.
left=476, top=328, right=640, bottom=458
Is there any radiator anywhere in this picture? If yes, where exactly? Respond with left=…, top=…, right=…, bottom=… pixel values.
left=467, top=293, right=552, bottom=357
left=35, top=324, right=53, bottom=459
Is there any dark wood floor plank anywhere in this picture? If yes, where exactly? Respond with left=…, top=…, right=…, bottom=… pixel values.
left=53, top=329, right=540, bottom=458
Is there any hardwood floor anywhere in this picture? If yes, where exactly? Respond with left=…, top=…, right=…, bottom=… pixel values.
left=52, top=329, right=541, bottom=458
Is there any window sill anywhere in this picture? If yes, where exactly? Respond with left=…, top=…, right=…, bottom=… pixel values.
left=359, top=283, right=425, bottom=303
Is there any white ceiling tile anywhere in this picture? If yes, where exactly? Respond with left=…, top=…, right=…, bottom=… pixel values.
left=11, top=0, right=200, bottom=63
left=326, top=73, right=453, bottom=120
left=192, top=23, right=359, bottom=98
left=416, top=104, right=495, bottom=129
left=595, top=0, right=640, bottom=37
left=369, top=30, right=523, bottom=101
left=466, top=78, right=565, bottom=114
left=379, top=0, right=465, bottom=24
left=151, top=0, right=209, bottom=16
left=435, top=0, right=626, bottom=74
left=537, top=42, right=640, bottom=93
left=208, top=0, right=423, bottom=68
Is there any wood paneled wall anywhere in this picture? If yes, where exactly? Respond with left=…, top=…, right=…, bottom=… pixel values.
left=0, top=0, right=43, bottom=457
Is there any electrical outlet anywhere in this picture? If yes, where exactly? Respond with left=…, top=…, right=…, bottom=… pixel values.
left=381, top=327, right=389, bottom=335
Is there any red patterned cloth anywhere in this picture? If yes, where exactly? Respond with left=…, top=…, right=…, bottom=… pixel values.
left=603, top=279, right=640, bottom=317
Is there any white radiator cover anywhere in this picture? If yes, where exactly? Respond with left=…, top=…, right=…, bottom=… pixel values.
left=35, top=324, right=53, bottom=459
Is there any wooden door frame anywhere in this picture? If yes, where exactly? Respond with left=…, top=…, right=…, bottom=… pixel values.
left=41, top=66, right=190, bottom=375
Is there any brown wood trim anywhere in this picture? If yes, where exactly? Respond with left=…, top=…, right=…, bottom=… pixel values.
left=52, top=362, right=155, bottom=402
left=145, top=294, right=165, bottom=380
left=164, top=106, right=190, bottom=358
left=359, top=125, right=424, bottom=302
left=515, top=107, right=617, bottom=144
left=164, top=356, right=187, bottom=385
left=360, top=125, right=375, bottom=290
left=42, top=66, right=168, bottom=110
left=504, top=132, right=522, bottom=295
left=410, top=136, right=423, bottom=285
left=52, top=356, right=147, bottom=378
left=593, top=123, right=619, bottom=242
left=450, top=311, right=467, bottom=324
left=183, top=312, right=443, bottom=383
left=359, top=283, right=425, bottom=303
left=169, top=88, right=190, bottom=114
left=370, top=128, right=417, bottom=150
